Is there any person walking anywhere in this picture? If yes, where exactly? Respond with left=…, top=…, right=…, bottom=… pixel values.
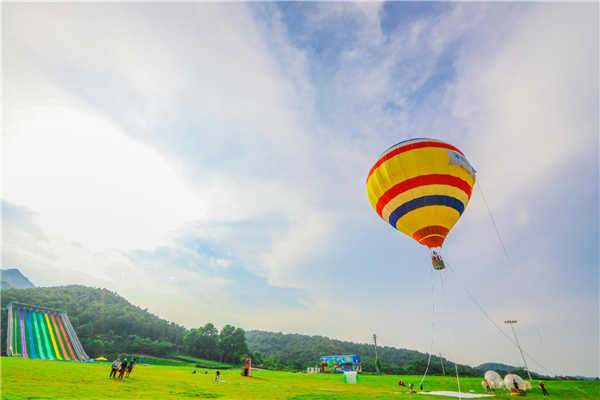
left=118, top=359, right=128, bottom=379
left=126, top=358, right=136, bottom=378
left=539, top=381, right=549, bottom=396
left=109, top=358, right=120, bottom=379
left=482, top=380, right=491, bottom=392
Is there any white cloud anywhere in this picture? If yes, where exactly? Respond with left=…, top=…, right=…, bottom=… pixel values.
left=210, top=256, right=231, bottom=270
left=4, top=59, right=204, bottom=251
left=2, top=2, right=597, bottom=377
left=434, top=3, right=598, bottom=376
left=448, top=3, right=597, bottom=213
left=2, top=201, right=232, bottom=324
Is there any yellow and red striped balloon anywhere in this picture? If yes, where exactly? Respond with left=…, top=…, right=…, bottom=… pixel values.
left=366, top=138, right=476, bottom=248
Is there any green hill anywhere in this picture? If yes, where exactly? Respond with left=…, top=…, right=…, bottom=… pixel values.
left=476, top=362, right=516, bottom=373
left=2, top=284, right=481, bottom=375
left=1, top=285, right=186, bottom=358
left=246, top=330, right=480, bottom=375
left=1, top=285, right=248, bottom=364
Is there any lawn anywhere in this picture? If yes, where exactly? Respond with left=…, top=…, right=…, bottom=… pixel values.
left=170, top=354, right=235, bottom=369
left=1, top=357, right=597, bottom=399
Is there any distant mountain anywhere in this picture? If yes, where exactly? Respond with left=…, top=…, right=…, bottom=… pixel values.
left=1, top=268, right=35, bottom=289
left=476, top=362, right=517, bottom=373
left=574, top=375, right=599, bottom=381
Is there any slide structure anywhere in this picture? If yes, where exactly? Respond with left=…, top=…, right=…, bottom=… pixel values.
left=6, top=302, right=90, bottom=361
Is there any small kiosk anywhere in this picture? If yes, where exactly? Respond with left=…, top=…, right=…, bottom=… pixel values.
left=318, top=355, right=361, bottom=373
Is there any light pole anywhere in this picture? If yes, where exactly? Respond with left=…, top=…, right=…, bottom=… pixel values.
left=373, top=333, right=380, bottom=375
left=504, top=320, right=532, bottom=380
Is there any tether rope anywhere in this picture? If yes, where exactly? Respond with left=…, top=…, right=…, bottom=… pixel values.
left=419, top=268, right=435, bottom=387
left=435, top=257, right=462, bottom=398
left=438, top=270, right=446, bottom=376
left=445, top=260, right=556, bottom=377
left=475, top=182, right=555, bottom=377
left=477, top=181, right=511, bottom=264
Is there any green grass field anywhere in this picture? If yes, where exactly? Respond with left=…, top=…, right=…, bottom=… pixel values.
left=1, top=357, right=598, bottom=399
left=170, top=355, right=235, bottom=369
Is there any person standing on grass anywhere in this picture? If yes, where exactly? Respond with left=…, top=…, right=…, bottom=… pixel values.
left=126, top=358, right=136, bottom=378
left=215, top=370, right=220, bottom=383
left=539, top=381, right=549, bottom=396
left=482, top=380, right=491, bottom=392
left=118, top=358, right=128, bottom=379
left=110, top=358, right=120, bottom=378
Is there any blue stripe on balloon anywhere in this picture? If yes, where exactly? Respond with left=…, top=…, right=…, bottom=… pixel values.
left=388, top=195, right=464, bottom=229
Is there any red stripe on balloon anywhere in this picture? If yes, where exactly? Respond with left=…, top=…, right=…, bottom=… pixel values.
left=367, top=141, right=465, bottom=183
left=420, top=236, right=445, bottom=248
left=375, top=174, right=472, bottom=216
left=412, top=225, right=450, bottom=242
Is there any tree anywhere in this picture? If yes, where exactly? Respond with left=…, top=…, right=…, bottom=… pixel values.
left=252, top=351, right=263, bottom=365
left=218, top=325, right=248, bottom=363
left=183, top=323, right=220, bottom=360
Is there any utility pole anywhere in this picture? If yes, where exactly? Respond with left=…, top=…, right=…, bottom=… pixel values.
left=373, top=333, right=380, bottom=375
left=504, top=320, right=532, bottom=380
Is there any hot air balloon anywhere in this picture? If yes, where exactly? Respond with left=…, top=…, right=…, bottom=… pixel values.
left=366, top=138, right=476, bottom=269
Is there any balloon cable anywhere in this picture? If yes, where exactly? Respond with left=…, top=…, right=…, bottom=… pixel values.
left=445, top=260, right=555, bottom=377
left=475, top=182, right=556, bottom=376
left=440, top=262, right=462, bottom=399
left=454, top=363, right=462, bottom=399
left=419, top=268, right=435, bottom=387
left=435, top=260, right=462, bottom=397
left=476, top=182, right=511, bottom=264
left=438, top=270, right=446, bottom=376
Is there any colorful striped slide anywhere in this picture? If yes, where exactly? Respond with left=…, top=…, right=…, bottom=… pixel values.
left=7, top=302, right=89, bottom=361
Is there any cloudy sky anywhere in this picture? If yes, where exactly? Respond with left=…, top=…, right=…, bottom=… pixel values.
left=3, top=2, right=598, bottom=377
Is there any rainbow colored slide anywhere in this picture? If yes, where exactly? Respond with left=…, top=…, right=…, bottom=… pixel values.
left=7, top=302, right=89, bottom=361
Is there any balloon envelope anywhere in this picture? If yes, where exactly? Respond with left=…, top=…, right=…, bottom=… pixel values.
left=484, top=370, right=504, bottom=389
left=504, top=373, right=528, bottom=391
left=366, top=138, right=476, bottom=248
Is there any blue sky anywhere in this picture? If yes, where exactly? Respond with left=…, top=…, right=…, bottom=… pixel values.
left=3, top=3, right=598, bottom=377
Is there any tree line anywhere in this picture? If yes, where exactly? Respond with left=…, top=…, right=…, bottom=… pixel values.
left=0, top=286, right=247, bottom=364
left=246, top=330, right=482, bottom=376
left=2, top=285, right=488, bottom=375
left=183, top=323, right=248, bottom=363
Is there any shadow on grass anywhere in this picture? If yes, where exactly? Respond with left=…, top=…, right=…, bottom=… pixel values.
left=169, top=390, right=222, bottom=398
left=245, top=376, right=267, bottom=381
left=287, top=395, right=354, bottom=400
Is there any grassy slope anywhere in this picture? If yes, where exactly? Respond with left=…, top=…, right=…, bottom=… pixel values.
left=100, top=354, right=233, bottom=369
left=171, top=355, right=234, bottom=369
left=117, top=355, right=195, bottom=367
left=1, top=357, right=597, bottom=400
